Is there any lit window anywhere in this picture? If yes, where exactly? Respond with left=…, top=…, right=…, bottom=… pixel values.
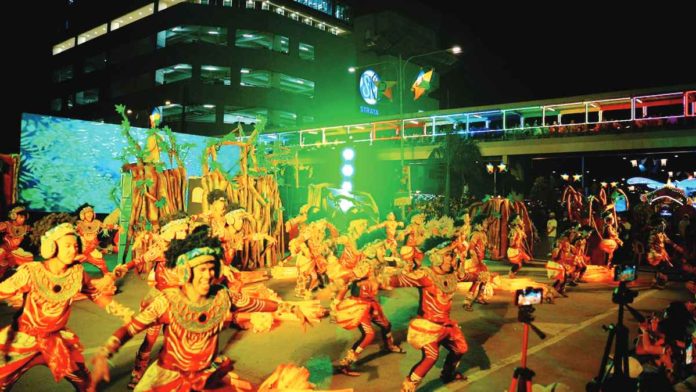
left=77, top=24, right=107, bottom=45
left=290, top=13, right=299, bottom=21
left=158, top=25, right=227, bottom=48
left=276, top=73, right=314, bottom=98
left=111, top=3, right=154, bottom=31
left=299, top=43, right=314, bottom=61
left=275, top=6, right=285, bottom=15
left=223, top=0, right=232, bottom=6
left=155, top=64, right=192, bottom=85
left=246, top=0, right=255, bottom=9
left=240, top=69, right=271, bottom=88
left=186, top=104, right=216, bottom=123
left=53, top=37, right=75, bottom=55
left=236, top=30, right=272, bottom=50
left=274, top=35, right=289, bottom=54
left=224, top=106, right=267, bottom=125
left=158, top=0, right=186, bottom=11
left=201, top=65, right=231, bottom=86
left=261, top=1, right=270, bottom=10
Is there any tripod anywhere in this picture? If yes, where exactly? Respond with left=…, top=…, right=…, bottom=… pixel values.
left=509, top=305, right=547, bottom=392
left=587, top=281, right=643, bottom=392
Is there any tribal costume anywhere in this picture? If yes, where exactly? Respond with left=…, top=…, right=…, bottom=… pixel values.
left=76, top=205, right=111, bottom=275
left=0, top=224, right=132, bottom=391
left=0, top=206, right=33, bottom=275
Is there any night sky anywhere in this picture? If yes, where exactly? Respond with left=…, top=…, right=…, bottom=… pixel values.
left=2, top=2, right=694, bottom=154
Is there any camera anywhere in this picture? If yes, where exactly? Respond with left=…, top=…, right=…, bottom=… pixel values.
left=613, top=264, right=637, bottom=282
left=515, top=287, right=543, bottom=306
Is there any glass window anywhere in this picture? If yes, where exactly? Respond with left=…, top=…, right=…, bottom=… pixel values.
left=272, top=109, right=298, bottom=128
left=66, top=95, right=74, bottom=110
left=53, top=65, right=73, bottom=83
left=223, top=0, right=232, bottom=6
left=155, top=64, right=192, bottom=85
left=157, top=25, right=227, bottom=48
left=275, top=6, right=285, bottom=15
left=240, top=69, right=271, bottom=88
left=245, top=0, right=255, bottom=9
left=158, top=0, right=186, bottom=11
left=186, top=104, right=216, bottom=123
left=274, top=35, right=289, bottom=54
left=84, top=52, right=106, bottom=73
left=276, top=73, right=314, bottom=98
left=294, top=0, right=332, bottom=15
left=111, top=35, right=153, bottom=64
left=53, top=37, right=75, bottom=55
left=299, top=43, right=314, bottom=60
left=76, top=89, right=99, bottom=105
left=261, top=1, right=270, bottom=10
left=77, top=24, right=107, bottom=45
left=236, top=30, right=272, bottom=50
left=290, top=12, right=299, bottom=21
left=224, top=106, right=267, bottom=124
left=51, top=98, right=62, bottom=112
left=201, top=65, right=231, bottom=86
left=159, top=103, right=183, bottom=124
left=111, top=4, right=154, bottom=31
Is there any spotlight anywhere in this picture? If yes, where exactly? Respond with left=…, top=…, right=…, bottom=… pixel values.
left=342, top=164, right=354, bottom=177
left=342, top=148, right=355, bottom=161
left=341, top=181, right=352, bottom=192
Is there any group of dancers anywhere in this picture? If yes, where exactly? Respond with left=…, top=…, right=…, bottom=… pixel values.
left=0, top=192, right=681, bottom=391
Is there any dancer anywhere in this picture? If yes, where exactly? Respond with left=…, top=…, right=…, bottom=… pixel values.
left=462, top=214, right=491, bottom=311
left=75, top=203, right=114, bottom=275
left=335, top=256, right=404, bottom=376
left=91, top=229, right=313, bottom=391
left=0, top=222, right=133, bottom=391
left=387, top=242, right=470, bottom=391
left=0, top=205, right=33, bottom=276
left=507, top=213, right=531, bottom=278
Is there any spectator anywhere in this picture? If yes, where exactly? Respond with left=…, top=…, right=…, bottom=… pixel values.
left=546, top=212, right=558, bottom=256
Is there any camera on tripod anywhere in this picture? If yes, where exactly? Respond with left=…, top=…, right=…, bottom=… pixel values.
left=515, top=287, right=543, bottom=307
left=612, top=264, right=638, bottom=305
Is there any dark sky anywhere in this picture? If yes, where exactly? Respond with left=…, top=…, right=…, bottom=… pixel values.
left=349, top=1, right=695, bottom=106
left=2, top=1, right=694, bottom=154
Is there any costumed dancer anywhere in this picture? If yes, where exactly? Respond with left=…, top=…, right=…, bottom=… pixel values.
left=462, top=214, right=492, bottom=311
left=598, top=206, right=623, bottom=266
left=507, top=213, right=531, bottom=278
left=0, top=222, right=133, bottom=390
left=0, top=205, right=33, bottom=277
left=119, top=213, right=192, bottom=388
left=367, top=211, right=404, bottom=258
left=398, top=213, right=426, bottom=271
left=90, top=230, right=313, bottom=391
left=647, top=219, right=675, bottom=289
left=386, top=242, right=470, bottom=391
left=75, top=203, right=114, bottom=275
left=549, top=235, right=574, bottom=297
left=334, top=251, right=405, bottom=376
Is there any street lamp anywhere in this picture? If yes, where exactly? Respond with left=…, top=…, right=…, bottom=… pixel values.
left=486, top=162, right=507, bottom=195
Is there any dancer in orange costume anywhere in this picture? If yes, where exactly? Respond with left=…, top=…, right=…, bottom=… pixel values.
left=388, top=242, right=471, bottom=391
left=598, top=208, right=623, bottom=266
left=75, top=204, right=114, bottom=275
left=334, top=256, right=404, bottom=376
left=462, top=214, right=491, bottom=311
left=0, top=222, right=133, bottom=391
left=507, top=213, right=531, bottom=278
left=0, top=205, right=33, bottom=276
left=368, top=211, right=404, bottom=258
left=91, top=229, right=312, bottom=391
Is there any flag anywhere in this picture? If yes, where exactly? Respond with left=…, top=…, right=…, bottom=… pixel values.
left=378, top=80, right=397, bottom=101
left=411, top=68, right=434, bottom=100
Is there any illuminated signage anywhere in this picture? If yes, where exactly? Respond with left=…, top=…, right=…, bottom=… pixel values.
left=359, top=69, right=380, bottom=105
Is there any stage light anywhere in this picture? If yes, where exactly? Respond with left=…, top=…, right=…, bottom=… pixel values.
left=342, top=148, right=355, bottom=161
left=339, top=199, right=354, bottom=213
left=341, top=181, right=352, bottom=192
left=342, top=164, right=354, bottom=177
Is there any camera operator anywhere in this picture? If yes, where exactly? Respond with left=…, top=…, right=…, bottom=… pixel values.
left=636, top=302, right=694, bottom=388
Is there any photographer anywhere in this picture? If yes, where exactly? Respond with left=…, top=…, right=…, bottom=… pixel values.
left=637, top=302, right=694, bottom=388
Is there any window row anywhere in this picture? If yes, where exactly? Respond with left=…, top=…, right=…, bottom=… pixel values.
left=157, top=104, right=308, bottom=128
left=53, top=26, right=315, bottom=83
left=53, top=0, right=341, bottom=55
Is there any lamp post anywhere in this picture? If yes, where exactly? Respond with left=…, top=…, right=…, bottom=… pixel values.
left=487, top=162, right=507, bottom=195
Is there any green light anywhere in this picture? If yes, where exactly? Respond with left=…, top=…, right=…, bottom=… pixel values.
left=342, top=148, right=355, bottom=161
left=341, top=164, right=354, bottom=177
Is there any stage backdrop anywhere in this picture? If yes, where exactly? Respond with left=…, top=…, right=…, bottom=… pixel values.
left=20, top=113, right=240, bottom=213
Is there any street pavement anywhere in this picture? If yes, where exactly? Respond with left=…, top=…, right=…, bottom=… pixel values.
left=2, top=258, right=691, bottom=392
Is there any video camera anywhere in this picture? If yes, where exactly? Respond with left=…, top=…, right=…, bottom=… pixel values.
left=613, top=264, right=637, bottom=282
left=515, top=287, right=543, bottom=307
